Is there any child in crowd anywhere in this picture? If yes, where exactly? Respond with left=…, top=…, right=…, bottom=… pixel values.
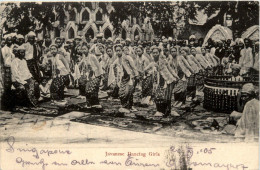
left=39, top=78, right=52, bottom=101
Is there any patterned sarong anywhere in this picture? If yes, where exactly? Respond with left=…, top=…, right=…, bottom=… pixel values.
left=3, top=66, right=12, bottom=89
left=187, top=74, right=196, bottom=99
left=154, top=82, right=175, bottom=115
left=119, top=76, right=135, bottom=109
left=195, top=71, right=205, bottom=92
left=78, top=74, right=87, bottom=96
left=85, top=76, right=101, bottom=105
left=141, top=75, right=153, bottom=98
left=155, top=82, right=175, bottom=104
left=107, top=83, right=119, bottom=98
left=62, top=74, right=70, bottom=87
left=13, top=78, right=40, bottom=107
left=173, top=79, right=187, bottom=103
left=101, top=73, right=109, bottom=90
left=27, top=59, right=41, bottom=82
left=187, top=74, right=196, bottom=87
left=195, top=71, right=205, bottom=86
left=50, top=76, right=65, bottom=100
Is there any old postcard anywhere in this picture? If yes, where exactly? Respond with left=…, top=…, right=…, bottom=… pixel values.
left=0, top=1, right=259, bottom=170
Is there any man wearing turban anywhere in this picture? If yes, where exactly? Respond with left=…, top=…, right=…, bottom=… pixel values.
left=235, top=83, right=259, bottom=141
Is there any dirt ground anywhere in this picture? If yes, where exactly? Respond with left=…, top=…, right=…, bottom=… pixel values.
left=0, top=88, right=243, bottom=144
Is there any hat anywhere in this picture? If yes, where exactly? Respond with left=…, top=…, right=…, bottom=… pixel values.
left=162, top=36, right=166, bottom=40
left=236, top=38, right=244, bottom=44
left=162, top=39, right=168, bottom=43
left=10, top=33, right=17, bottom=38
left=114, top=44, right=123, bottom=49
left=27, top=31, right=36, bottom=37
left=13, top=44, right=19, bottom=49
left=114, top=38, right=121, bottom=43
left=150, top=45, right=161, bottom=52
left=180, top=47, right=190, bottom=54
left=241, top=83, right=255, bottom=94
left=97, top=43, right=105, bottom=48
left=17, top=34, right=24, bottom=39
left=168, top=37, right=173, bottom=41
left=95, top=50, right=102, bottom=56
left=107, top=37, right=113, bottom=42
left=96, top=33, right=103, bottom=38
left=126, top=38, right=131, bottom=42
left=189, top=35, right=196, bottom=40
left=123, top=46, right=129, bottom=51
left=50, top=44, right=58, bottom=48
left=66, top=39, right=73, bottom=43
left=74, top=36, right=82, bottom=40
left=3, top=34, right=12, bottom=39
left=106, top=46, right=113, bottom=51
left=231, top=64, right=241, bottom=71
left=190, top=47, right=197, bottom=51
left=136, top=45, right=143, bottom=50
left=201, top=46, right=206, bottom=50
left=17, top=45, right=26, bottom=50
left=55, top=37, right=62, bottom=41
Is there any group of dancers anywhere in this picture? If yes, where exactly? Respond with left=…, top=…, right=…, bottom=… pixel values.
left=1, top=31, right=258, bottom=117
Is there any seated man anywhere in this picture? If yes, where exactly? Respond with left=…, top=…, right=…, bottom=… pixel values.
left=11, top=45, right=40, bottom=107
left=234, top=83, right=259, bottom=141
left=229, top=64, right=243, bottom=81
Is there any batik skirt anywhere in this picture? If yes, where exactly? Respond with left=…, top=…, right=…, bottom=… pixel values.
left=154, top=82, right=175, bottom=104
left=141, top=75, right=153, bottom=98
left=195, top=71, right=205, bottom=92
left=119, top=76, right=135, bottom=109
left=84, top=76, right=101, bottom=106
left=173, top=80, right=187, bottom=103
left=13, top=78, right=40, bottom=107
left=27, top=59, right=41, bottom=82
left=101, top=72, right=109, bottom=91
left=187, top=74, right=196, bottom=87
left=187, top=74, right=196, bottom=99
left=154, top=82, right=175, bottom=115
left=107, top=83, right=119, bottom=98
left=78, top=74, right=87, bottom=96
left=50, top=75, right=70, bottom=100
left=3, top=66, right=12, bottom=90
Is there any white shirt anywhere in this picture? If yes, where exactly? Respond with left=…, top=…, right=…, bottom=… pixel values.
left=54, top=54, right=69, bottom=76
left=1, top=45, right=15, bottom=66
left=253, top=52, right=259, bottom=71
left=239, top=47, right=253, bottom=68
left=11, top=58, right=32, bottom=84
left=24, top=42, right=34, bottom=60
left=136, top=55, right=149, bottom=72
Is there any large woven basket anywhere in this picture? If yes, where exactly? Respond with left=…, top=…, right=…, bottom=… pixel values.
left=203, top=75, right=259, bottom=113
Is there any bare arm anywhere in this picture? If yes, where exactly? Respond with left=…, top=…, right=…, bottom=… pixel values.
left=182, top=56, right=194, bottom=73
left=166, top=62, right=179, bottom=79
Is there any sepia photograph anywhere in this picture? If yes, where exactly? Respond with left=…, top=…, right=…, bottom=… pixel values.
left=0, top=1, right=259, bottom=170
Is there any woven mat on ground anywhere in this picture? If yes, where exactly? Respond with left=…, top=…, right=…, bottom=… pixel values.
left=14, top=106, right=60, bottom=116
left=71, top=114, right=172, bottom=134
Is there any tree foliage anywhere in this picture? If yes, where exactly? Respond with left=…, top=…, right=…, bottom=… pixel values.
left=109, top=2, right=198, bottom=36
left=196, top=1, right=259, bottom=34
left=2, top=1, right=259, bottom=37
left=110, top=1, right=259, bottom=37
